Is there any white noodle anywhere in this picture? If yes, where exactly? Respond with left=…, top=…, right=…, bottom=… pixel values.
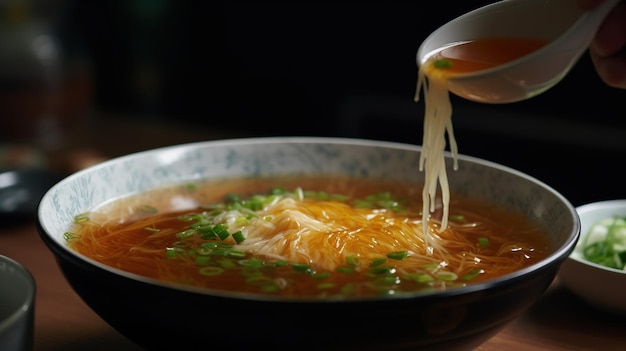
left=414, top=60, right=459, bottom=253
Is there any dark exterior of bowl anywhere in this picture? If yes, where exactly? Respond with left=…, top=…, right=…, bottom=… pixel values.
left=38, top=219, right=561, bottom=351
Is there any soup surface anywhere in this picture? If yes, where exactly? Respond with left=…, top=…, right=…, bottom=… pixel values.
left=66, top=175, right=551, bottom=298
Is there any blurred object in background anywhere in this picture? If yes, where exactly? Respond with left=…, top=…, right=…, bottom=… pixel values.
left=0, top=0, right=93, bottom=171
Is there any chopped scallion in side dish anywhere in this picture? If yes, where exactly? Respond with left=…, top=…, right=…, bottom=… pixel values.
left=581, top=216, right=626, bottom=270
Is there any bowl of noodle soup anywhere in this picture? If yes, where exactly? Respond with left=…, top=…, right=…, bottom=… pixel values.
left=36, top=137, right=579, bottom=351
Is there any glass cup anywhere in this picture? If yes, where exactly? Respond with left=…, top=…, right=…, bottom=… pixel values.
left=0, top=254, right=36, bottom=351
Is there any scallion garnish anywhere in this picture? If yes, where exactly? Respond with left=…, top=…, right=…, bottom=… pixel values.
left=337, top=266, right=357, bottom=274
left=232, top=230, right=245, bottom=244
left=316, top=282, right=335, bottom=289
left=134, top=184, right=501, bottom=296
left=199, top=266, right=224, bottom=276
left=434, top=59, right=453, bottom=69
left=387, top=251, right=409, bottom=260
left=478, top=237, right=489, bottom=248
left=461, top=268, right=483, bottom=281
left=140, top=205, right=158, bottom=213
left=292, top=263, right=312, bottom=273
left=369, top=257, right=387, bottom=267
left=73, top=213, right=90, bottom=223
left=63, top=232, right=80, bottom=242
left=581, top=216, right=626, bottom=270
left=346, top=255, right=360, bottom=266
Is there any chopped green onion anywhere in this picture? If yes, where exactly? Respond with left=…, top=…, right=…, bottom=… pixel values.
left=172, top=241, right=192, bottom=248
left=405, top=272, right=434, bottom=283
left=581, top=216, right=626, bottom=270
left=245, top=274, right=272, bottom=284
left=274, top=260, right=289, bottom=267
left=260, top=284, right=280, bottom=293
left=140, top=205, right=158, bottom=213
left=341, top=283, right=356, bottom=295
left=242, top=269, right=265, bottom=279
left=212, top=224, right=230, bottom=241
left=461, top=268, right=483, bottom=281
left=225, top=193, right=241, bottom=203
left=346, top=255, right=360, bottom=266
left=436, top=271, right=458, bottom=281
left=73, top=213, right=90, bottom=223
left=217, top=258, right=236, bottom=269
left=478, top=237, right=489, bottom=248
left=434, top=59, right=452, bottom=69
left=198, top=266, right=224, bottom=276
left=63, top=232, right=80, bottom=241
left=311, top=271, right=331, bottom=279
left=369, top=257, right=387, bottom=267
left=176, top=228, right=196, bottom=239
left=166, top=247, right=184, bottom=258
left=232, top=230, right=246, bottom=243
left=195, top=256, right=212, bottom=265
left=316, top=282, right=335, bottom=289
left=373, top=275, right=399, bottom=286
left=243, top=198, right=264, bottom=211
left=210, top=248, right=230, bottom=256
left=227, top=249, right=246, bottom=258
left=270, top=186, right=288, bottom=195
left=368, top=266, right=394, bottom=275
left=235, top=216, right=249, bottom=226
left=239, top=257, right=264, bottom=268
left=292, top=263, right=312, bottom=272
left=337, top=266, right=357, bottom=274
left=387, top=251, right=409, bottom=260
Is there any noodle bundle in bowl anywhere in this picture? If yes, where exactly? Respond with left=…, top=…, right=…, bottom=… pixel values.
left=36, top=137, right=579, bottom=351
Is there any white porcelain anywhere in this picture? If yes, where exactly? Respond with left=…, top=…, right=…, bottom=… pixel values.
left=559, top=200, right=626, bottom=314
left=0, top=255, right=35, bottom=351
left=417, top=0, right=620, bottom=103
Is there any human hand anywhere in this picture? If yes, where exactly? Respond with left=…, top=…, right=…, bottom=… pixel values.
left=582, top=0, right=626, bottom=88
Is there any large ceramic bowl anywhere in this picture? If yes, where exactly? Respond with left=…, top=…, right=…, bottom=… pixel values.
left=36, top=137, right=579, bottom=351
left=558, top=200, right=626, bottom=314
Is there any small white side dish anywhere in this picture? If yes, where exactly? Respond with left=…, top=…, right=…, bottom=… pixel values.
left=559, top=200, right=626, bottom=314
left=0, top=254, right=36, bottom=351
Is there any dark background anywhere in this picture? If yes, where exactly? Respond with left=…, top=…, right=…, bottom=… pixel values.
left=53, top=0, right=626, bottom=206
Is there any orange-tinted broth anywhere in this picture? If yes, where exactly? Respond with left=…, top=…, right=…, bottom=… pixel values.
left=430, top=37, right=548, bottom=75
left=66, top=175, right=552, bottom=298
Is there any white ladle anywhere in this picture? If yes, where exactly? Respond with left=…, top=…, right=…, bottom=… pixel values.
left=416, top=0, right=621, bottom=103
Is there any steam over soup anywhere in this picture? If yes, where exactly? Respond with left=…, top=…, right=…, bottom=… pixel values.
left=65, top=175, right=551, bottom=298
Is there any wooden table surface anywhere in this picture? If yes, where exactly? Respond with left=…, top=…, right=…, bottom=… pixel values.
left=1, top=115, right=625, bottom=350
